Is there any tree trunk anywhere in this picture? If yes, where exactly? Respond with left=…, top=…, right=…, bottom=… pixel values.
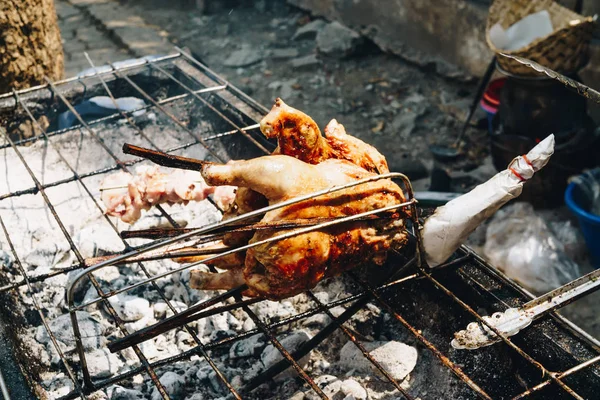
left=0, top=0, right=65, bottom=93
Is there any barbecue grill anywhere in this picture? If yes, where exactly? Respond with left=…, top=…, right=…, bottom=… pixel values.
left=0, top=49, right=599, bottom=400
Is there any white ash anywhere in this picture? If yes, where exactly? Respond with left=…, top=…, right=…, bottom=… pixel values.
left=87, top=348, right=123, bottom=379
left=150, top=371, right=185, bottom=400
left=107, top=386, right=145, bottom=400
left=340, top=379, right=368, bottom=400
left=107, top=294, right=152, bottom=322
left=261, top=330, right=312, bottom=381
left=35, top=311, right=107, bottom=352
left=339, top=341, right=418, bottom=382
left=0, top=106, right=429, bottom=400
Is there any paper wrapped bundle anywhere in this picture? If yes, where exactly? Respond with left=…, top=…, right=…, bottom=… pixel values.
left=487, top=0, right=596, bottom=76
left=423, top=134, right=555, bottom=267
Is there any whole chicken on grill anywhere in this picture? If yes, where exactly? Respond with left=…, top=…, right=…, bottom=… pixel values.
left=111, top=99, right=410, bottom=299
left=220, top=98, right=390, bottom=247
left=189, top=155, right=408, bottom=299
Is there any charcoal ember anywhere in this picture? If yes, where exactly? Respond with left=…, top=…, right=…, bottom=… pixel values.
left=0, top=249, right=13, bottom=270
left=340, top=379, right=367, bottom=400
left=151, top=371, right=185, bottom=400
left=107, top=294, right=152, bottom=322
left=153, top=300, right=188, bottom=319
left=87, top=348, right=123, bottom=379
left=339, top=341, right=417, bottom=381
left=197, top=312, right=242, bottom=342
left=162, top=281, right=192, bottom=304
left=75, top=225, right=125, bottom=258
left=185, top=394, right=205, bottom=400
left=120, top=339, right=160, bottom=363
left=24, top=226, right=73, bottom=269
left=288, top=391, right=306, bottom=400
left=261, top=330, right=312, bottom=381
left=107, top=385, right=145, bottom=400
left=304, top=375, right=341, bottom=400
left=302, top=313, right=331, bottom=328
left=250, top=299, right=297, bottom=322
left=229, top=334, right=266, bottom=359
left=35, top=311, right=106, bottom=351
left=196, top=366, right=229, bottom=397
left=124, top=313, right=157, bottom=334
left=176, top=330, right=194, bottom=351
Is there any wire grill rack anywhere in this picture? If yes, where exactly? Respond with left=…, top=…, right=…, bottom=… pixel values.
left=0, top=49, right=599, bottom=400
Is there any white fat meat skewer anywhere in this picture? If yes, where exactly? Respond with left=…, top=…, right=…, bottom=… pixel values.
left=100, top=166, right=236, bottom=223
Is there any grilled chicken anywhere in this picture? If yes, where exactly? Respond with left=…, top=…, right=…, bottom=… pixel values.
left=190, top=155, right=407, bottom=299
left=221, top=98, right=390, bottom=233
left=100, top=166, right=236, bottom=223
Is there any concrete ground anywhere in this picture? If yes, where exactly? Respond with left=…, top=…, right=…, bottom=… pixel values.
left=55, top=0, right=173, bottom=76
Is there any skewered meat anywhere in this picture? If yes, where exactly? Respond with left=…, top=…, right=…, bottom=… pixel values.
left=100, top=166, right=236, bottom=223
left=190, top=155, right=407, bottom=299
left=102, top=99, right=387, bottom=225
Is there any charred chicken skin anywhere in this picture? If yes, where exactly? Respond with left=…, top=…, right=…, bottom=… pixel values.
left=260, top=98, right=389, bottom=174
left=189, top=155, right=407, bottom=299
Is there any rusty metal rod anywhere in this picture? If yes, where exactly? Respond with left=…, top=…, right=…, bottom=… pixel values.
left=512, top=355, right=600, bottom=400
left=148, top=61, right=272, bottom=155
left=83, top=246, right=230, bottom=267
left=121, top=214, right=400, bottom=240
left=420, top=268, right=584, bottom=400
left=107, top=64, right=226, bottom=163
left=0, top=215, right=87, bottom=400
left=108, top=285, right=256, bottom=353
left=62, top=251, right=469, bottom=400
left=44, top=61, right=244, bottom=397
left=352, top=270, right=494, bottom=400
left=6, top=95, right=174, bottom=397
left=244, top=254, right=419, bottom=394
left=123, top=143, right=213, bottom=171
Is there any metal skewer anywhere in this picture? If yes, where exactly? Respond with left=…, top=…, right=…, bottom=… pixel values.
left=99, top=180, right=207, bottom=191
left=500, top=53, right=600, bottom=105
left=452, top=267, right=600, bottom=350
left=120, top=215, right=399, bottom=239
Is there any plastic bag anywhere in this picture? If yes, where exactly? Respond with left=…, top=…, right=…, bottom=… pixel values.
left=489, top=10, right=553, bottom=51
left=483, top=202, right=580, bottom=294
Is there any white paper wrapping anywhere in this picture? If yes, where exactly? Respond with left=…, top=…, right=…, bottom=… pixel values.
left=422, top=134, right=555, bottom=267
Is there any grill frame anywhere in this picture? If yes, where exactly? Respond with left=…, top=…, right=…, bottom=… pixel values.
left=0, top=49, right=598, bottom=400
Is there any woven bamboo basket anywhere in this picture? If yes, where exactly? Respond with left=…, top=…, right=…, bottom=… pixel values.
left=486, top=0, right=596, bottom=76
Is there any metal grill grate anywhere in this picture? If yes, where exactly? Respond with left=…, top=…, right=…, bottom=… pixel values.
left=0, top=49, right=599, bottom=400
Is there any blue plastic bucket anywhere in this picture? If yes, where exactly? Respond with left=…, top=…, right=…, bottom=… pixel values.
left=565, top=182, right=600, bottom=266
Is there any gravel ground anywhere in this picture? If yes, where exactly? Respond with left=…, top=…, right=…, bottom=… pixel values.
left=124, top=1, right=490, bottom=190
